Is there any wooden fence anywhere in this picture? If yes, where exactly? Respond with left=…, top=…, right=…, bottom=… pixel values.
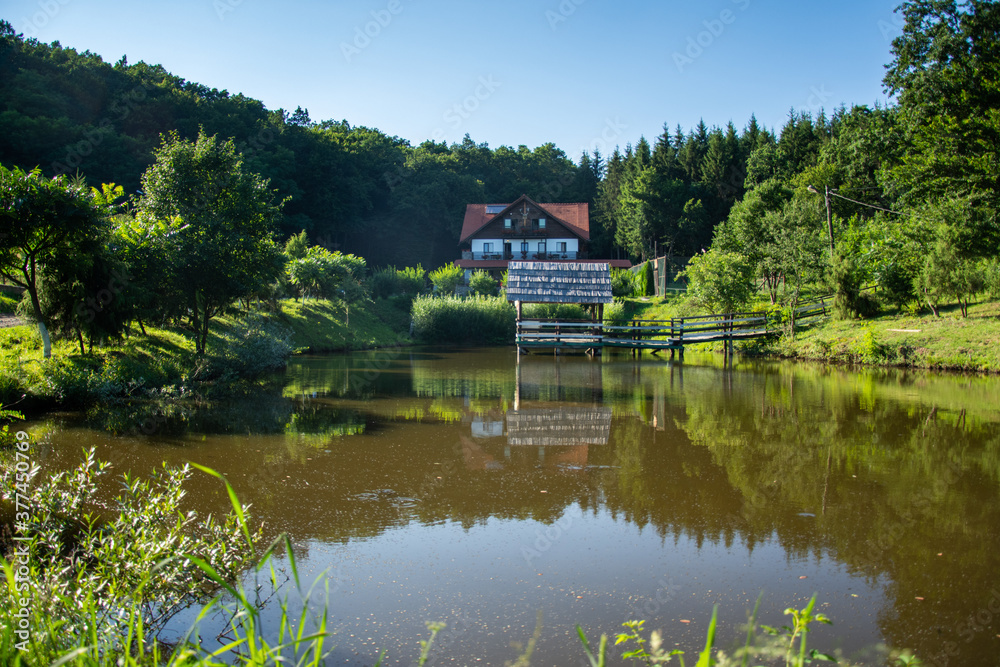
left=516, top=297, right=831, bottom=356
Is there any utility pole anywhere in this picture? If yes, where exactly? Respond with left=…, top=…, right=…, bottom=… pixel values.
left=808, top=185, right=835, bottom=254
left=824, top=185, right=834, bottom=255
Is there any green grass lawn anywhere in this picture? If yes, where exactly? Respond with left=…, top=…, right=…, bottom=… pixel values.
left=615, top=294, right=1000, bottom=372
left=0, top=294, right=17, bottom=314
left=772, top=300, right=1000, bottom=372
left=276, top=297, right=407, bottom=352
left=0, top=297, right=412, bottom=408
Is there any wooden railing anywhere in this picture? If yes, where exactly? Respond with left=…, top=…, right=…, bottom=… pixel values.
left=515, top=298, right=830, bottom=351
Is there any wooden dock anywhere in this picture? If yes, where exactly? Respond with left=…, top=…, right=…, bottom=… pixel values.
left=516, top=300, right=828, bottom=359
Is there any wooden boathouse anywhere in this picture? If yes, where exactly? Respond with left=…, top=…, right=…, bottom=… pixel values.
left=506, top=261, right=611, bottom=356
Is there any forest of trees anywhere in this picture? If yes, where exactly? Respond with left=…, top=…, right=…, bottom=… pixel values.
left=2, top=0, right=999, bottom=321
left=1, top=18, right=774, bottom=269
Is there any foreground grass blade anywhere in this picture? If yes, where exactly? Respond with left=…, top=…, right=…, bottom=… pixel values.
left=190, top=462, right=254, bottom=554
left=742, top=592, right=763, bottom=667
left=695, top=604, right=718, bottom=667
left=576, top=625, right=607, bottom=667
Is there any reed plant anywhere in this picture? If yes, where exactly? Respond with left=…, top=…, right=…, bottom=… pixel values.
left=411, top=294, right=516, bottom=344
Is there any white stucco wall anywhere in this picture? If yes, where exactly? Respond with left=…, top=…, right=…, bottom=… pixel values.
left=472, top=238, right=579, bottom=253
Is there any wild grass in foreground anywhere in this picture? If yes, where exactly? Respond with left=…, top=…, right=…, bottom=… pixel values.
left=0, top=439, right=336, bottom=666
left=577, top=596, right=923, bottom=666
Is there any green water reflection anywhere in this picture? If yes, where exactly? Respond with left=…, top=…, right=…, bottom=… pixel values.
left=28, top=348, right=1000, bottom=665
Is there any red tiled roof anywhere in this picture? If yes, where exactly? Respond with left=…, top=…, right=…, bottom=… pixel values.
left=459, top=195, right=590, bottom=243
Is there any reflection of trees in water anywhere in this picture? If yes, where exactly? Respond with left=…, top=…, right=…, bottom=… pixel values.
left=282, top=351, right=413, bottom=400
left=66, top=353, right=1000, bottom=663
left=87, top=392, right=295, bottom=436
left=286, top=405, right=365, bottom=438
left=668, top=365, right=1000, bottom=664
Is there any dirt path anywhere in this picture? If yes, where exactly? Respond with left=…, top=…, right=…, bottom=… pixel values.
left=0, top=314, right=25, bottom=329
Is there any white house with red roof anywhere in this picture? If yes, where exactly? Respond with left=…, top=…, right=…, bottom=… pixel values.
left=457, top=195, right=631, bottom=277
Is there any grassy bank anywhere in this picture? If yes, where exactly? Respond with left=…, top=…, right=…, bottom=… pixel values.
left=276, top=297, right=408, bottom=352
left=618, top=295, right=1000, bottom=373
left=765, top=300, right=1000, bottom=372
left=0, top=297, right=411, bottom=409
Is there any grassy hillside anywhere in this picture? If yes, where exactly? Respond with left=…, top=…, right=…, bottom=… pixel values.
left=0, top=298, right=411, bottom=409
left=276, top=298, right=407, bottom=353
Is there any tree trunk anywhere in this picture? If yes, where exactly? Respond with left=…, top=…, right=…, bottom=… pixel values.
left=76, top=328, right=85, bottom=355
left=191, top=296, right=204, bottom=354
left=25, top=283, right=52, bottom=359
left=197, top=296, right=212, bottom=355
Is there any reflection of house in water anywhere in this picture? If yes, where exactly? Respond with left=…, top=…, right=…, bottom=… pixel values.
left=471, top=418, right=504, bottom=438
left=506, top=408, right=611, bottom=446
left=464, top=406, right=612, bottom=470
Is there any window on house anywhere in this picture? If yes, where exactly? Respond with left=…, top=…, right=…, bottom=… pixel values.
left=539, top=218, right=546, bottom=229
left=504, top=218, right=512, bottom=229
left=482, top=243, right=493, bottom=253
left=557, top=242, right=567, bottom=252
left=538, top=241, right=546, bottom=254
left=521, top=241, right=529, bottom=253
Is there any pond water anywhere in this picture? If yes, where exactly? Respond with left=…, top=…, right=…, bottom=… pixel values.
left=24, top=347, right=1000, bottom=665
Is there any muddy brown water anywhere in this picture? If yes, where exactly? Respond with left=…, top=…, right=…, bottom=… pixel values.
left=21, top=347, right=1000, bottom=665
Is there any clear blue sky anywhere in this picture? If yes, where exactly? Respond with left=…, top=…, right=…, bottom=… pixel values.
left=6, top=0, right=904, bottom=159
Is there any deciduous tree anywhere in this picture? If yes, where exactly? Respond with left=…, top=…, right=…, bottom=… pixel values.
left=134, top=131, right=285, bottom=354
left=0, top=166, right=107, bottom=357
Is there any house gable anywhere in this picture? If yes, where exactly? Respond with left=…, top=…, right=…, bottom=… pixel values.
left=460, top=195, right=589, bottom=245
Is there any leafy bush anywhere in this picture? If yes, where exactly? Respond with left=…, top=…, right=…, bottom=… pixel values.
left=0, top=293, right=18, bottom=314
left=879, top=259, right=917, bottom=311
left=286, top=247, right=366, bottom=301
left=832, top=252, right=879, bottom=319
left=602, top=299, right=628, bottom=325
left=469, top=270, right=500, bottom=297
left=677, top=250, right=755, bottom=314
left=848, top=325, right=894, bottom=365
left=429, top=263, right=464, bottom=295
left=397, top=264, right=428, bottom=295
left=985, top=258, right=1000, bottom=300
left=367, top=268, right=398, bottom=300
left=611, top=268, right=640, bottom=298
left=368, top=264, right=426, bottom=299
left=523, top=303, right=592, bottom=320
left=0, top=450, right=259, bottom=664
left=411, top=295, right=515, bottom=344
left=284, top=229, right=309, bottom=260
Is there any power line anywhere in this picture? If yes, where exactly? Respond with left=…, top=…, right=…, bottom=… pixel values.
left=827, top=190, right=908, bottom=216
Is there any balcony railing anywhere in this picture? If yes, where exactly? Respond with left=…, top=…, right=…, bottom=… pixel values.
left=467, top=251, right=581, bottom=261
